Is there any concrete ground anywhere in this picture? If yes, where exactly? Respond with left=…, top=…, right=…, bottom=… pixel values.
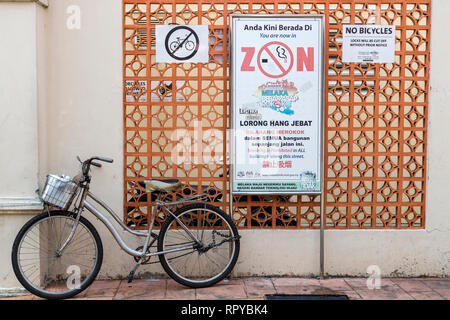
left=1, top=277, right=449, bottom=300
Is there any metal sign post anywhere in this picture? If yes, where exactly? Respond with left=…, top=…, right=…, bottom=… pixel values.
left=230, top=14, right=326, bottom=277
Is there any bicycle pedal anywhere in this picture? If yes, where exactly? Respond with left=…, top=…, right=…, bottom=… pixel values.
left=127, top=270, right=135, bottom=283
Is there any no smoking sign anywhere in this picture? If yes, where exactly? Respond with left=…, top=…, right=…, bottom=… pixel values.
left=231, top=16, right=324, bottom=195
left=257, top=41, right=294, bottom=78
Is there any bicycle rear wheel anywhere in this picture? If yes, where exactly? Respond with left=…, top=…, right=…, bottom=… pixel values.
left=169, top=41, right=180, bottom=52
left=11, top=211, right=103, bottom=299
left=157, top=203, right=240, bottom=288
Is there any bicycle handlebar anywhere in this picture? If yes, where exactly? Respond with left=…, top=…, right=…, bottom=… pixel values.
left=91, top=162, right=102, bottom=168
left=80, top=156, right=114, bottom=178
left=92, top=156, right=114, bottom=163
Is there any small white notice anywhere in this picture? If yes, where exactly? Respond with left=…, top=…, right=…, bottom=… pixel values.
left=156, top=25, right=209, bottom=63
left=342, top=25, right=396, bottom=63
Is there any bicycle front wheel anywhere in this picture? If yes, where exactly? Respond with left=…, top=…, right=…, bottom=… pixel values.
left=184, top=40, right=195, bottom=51
left=11, top=211, right=103, bottom=299
left=158, top=203, right=240, bottom=288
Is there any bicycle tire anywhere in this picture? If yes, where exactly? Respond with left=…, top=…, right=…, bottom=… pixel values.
left=169, top=41, right=180, bottom=52
left=11, top=210, right=103, bottom=300
left=184, top=40, right=195, bottom=51
left=157, top=203, right=240, bottom=288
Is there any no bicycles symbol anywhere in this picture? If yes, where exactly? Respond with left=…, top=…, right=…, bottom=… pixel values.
left=156, top=25, right=209, bottom=63
left=164, top=26, right=200, bottom=61
left=257, top=41, right=294, bottom=78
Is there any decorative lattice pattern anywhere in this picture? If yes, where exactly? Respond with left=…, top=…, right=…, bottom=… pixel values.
left=123, top=0, right=430, bottom=229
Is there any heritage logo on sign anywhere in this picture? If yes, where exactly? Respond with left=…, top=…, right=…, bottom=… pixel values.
left=253, top=80, right=299, bottom=115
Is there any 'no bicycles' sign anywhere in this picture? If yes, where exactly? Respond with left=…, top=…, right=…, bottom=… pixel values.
left=231, top=15, right=325, bottom=194
left=156, top=25, right=209, bottom=63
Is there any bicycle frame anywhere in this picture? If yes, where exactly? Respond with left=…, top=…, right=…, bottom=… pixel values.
left=67, top=185, right=209, bottom=259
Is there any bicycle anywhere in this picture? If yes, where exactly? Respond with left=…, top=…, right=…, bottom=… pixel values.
left=11, top=156, right=240, bottom=300
left=169, top=36, right=195, bottom=53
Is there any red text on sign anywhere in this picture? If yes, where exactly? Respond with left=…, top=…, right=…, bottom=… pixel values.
left=241, top=47, right=255, bottom=71
left=297, top=47, right=315, bottom=72
left=241, top=46, right=315, bottom=73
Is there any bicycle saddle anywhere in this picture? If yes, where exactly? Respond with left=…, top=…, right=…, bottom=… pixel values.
left=144, top=179, right=182, bottom=192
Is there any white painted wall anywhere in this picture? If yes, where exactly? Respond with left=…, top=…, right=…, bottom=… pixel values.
left=0, top=2, right=39, bottom=199
left=40, top=0, right=138, bottom=279
left=0, top=1, right=46, bottom=289
left=0, top=0, right=449, bottom=290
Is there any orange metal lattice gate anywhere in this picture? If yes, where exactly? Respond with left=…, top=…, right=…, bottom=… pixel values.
left=123, top=0, right=430, bottom=230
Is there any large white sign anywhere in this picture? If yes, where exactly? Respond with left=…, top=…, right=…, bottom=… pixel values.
left=342, top=25, right=396, bottom=63
left=231, top=15, right=324, bottom=194
left=156, top=25, right=209, bottom=63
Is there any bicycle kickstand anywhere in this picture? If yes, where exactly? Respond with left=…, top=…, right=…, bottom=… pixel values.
left=127, top=258, right=143, bottom=283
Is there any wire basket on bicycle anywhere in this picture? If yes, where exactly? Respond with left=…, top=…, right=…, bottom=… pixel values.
left=41, top=174, right=79, bottom=210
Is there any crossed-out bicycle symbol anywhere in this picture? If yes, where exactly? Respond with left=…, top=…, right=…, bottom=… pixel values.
left=169, top=35, right=195, bottom=53
left=165, top=26, right=200, bottom=61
